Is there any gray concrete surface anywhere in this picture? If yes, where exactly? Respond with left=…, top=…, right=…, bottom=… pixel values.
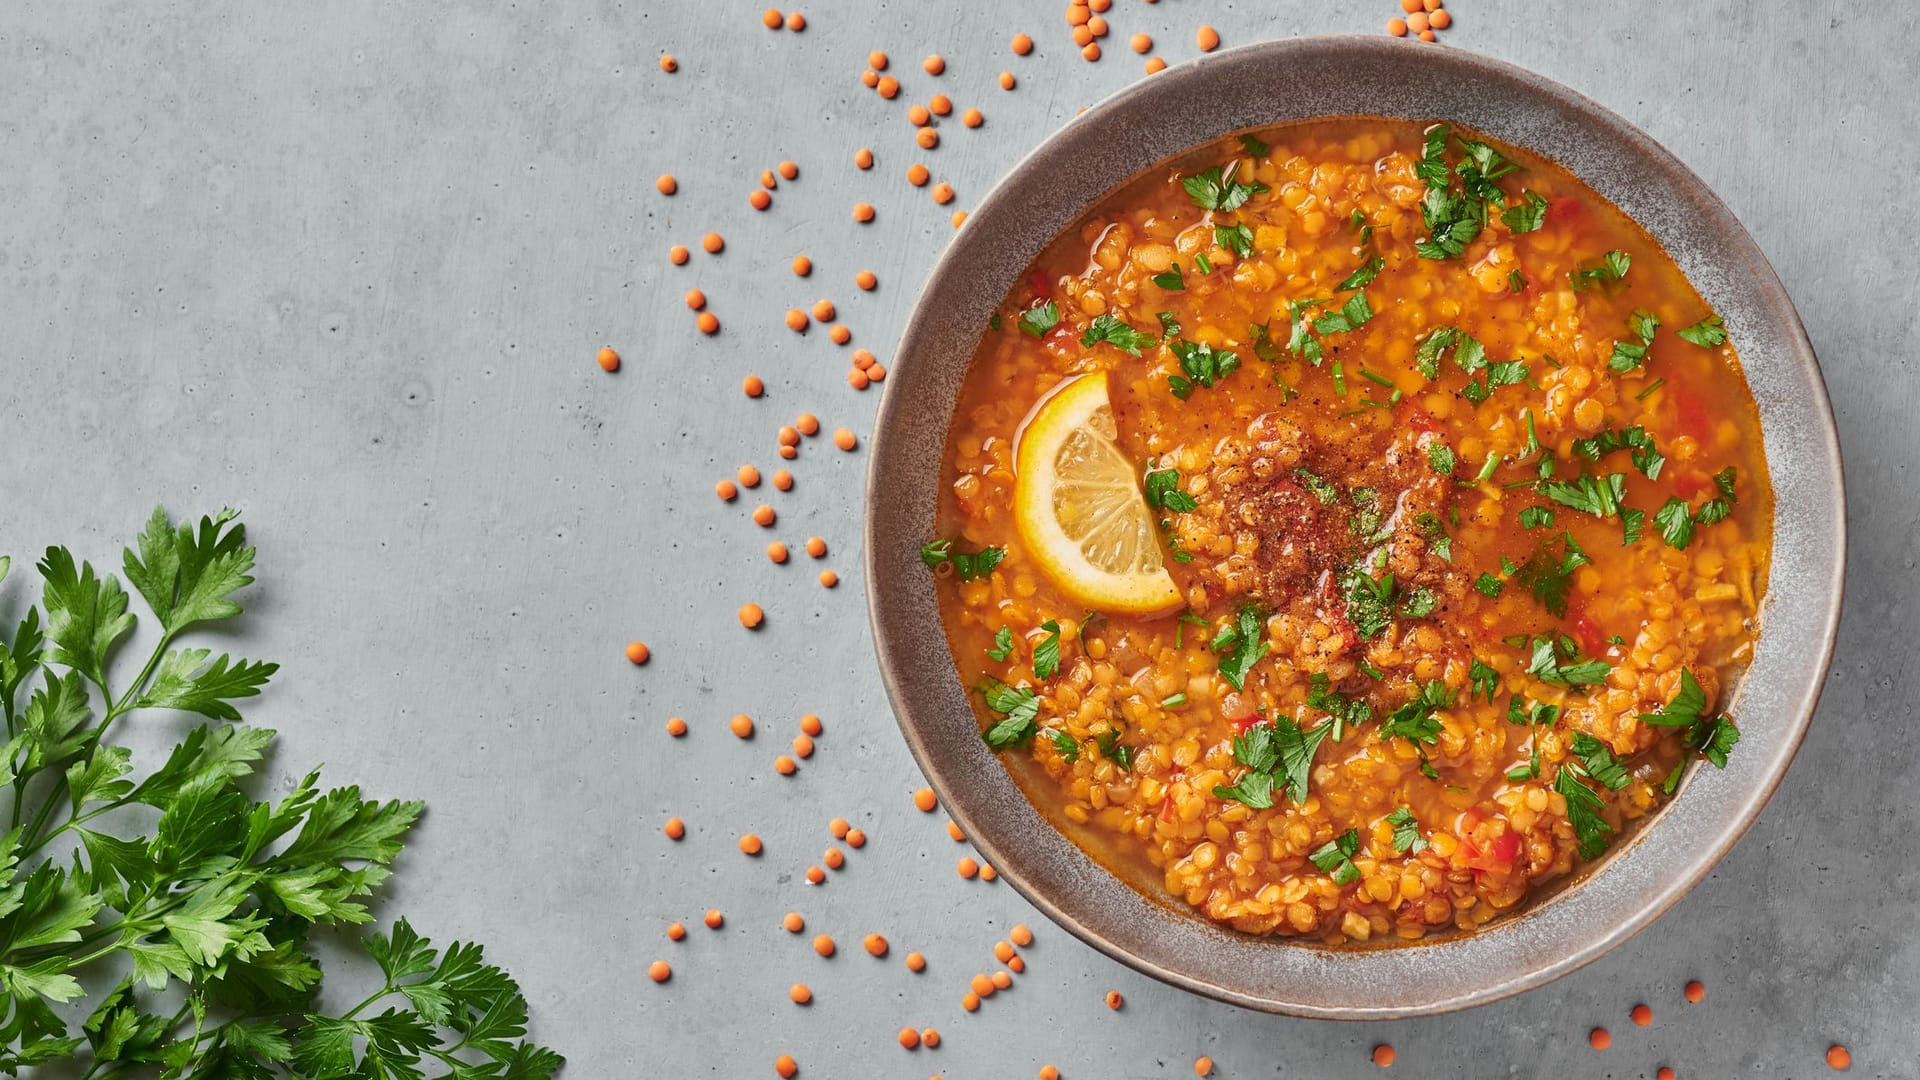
left=2, top=1, right=1913, bottom=1077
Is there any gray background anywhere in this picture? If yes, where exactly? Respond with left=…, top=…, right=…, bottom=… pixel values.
left=2, top=1, right=1911, bottom=1077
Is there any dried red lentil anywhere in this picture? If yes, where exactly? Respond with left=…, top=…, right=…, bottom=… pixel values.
left=648, top=960, right=671, bottom=983
left=596, top=346, right=620, bottom=372
left=704, top=909, right=724, bottom=929
left=864, top=933, right=889, bottom=957
left=783, top=912, right=805, bottom=932
left=664, top=817, right=686, bottom=840
left=666, top=717, right=687, bottom=737
left=667, top=921, right=687, bottom=940
left=624, top=641, right=651, bottom=664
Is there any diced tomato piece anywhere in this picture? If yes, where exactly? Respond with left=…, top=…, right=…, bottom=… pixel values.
left=1160, top=792, right=1175, bottom=821
left=1045, top=324, right=1073, bottom=345
left=1460, top=806, right=1486, bottom=831
left=1569, top=606, right=1609, bottom=658
left=1028, top=270, right=1053, bottom=299
left=1463, top=829, right=1520, bottom=874
left=1672, top=387, right=1711, bottom=443
left=1672, top=470, right=1714, bottom=499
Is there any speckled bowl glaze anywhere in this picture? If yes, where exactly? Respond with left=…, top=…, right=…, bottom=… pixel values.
left=863, top=36, right=1844, bottom=1018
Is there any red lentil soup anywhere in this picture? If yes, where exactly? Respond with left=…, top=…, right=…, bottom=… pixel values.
left=926, top=118, right=1772, bottom=944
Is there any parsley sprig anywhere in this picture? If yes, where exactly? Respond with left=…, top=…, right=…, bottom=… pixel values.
left=921, top=538, right=1007, bottom=581
left=1211, top=716, right=1331, bottom=809
left=0, top=509, right=561, bottom=1078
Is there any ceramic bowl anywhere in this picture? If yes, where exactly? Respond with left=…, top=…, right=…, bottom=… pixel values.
left=863, top=35, right=1844, bottom=1017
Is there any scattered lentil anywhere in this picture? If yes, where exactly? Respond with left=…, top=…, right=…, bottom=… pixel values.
left=923, top=54, right=945, bottom=74
left=877, top=75, right=900, bottom=98
left=704, top=909, right=724, bottom=929
left=775, top=754, right=797, bottom=774
left=999, top=70, right=1016, bottom=90
left=961, top=992, right=980, bottom=1011
left=784, top=912, right=806, bottom=933
left=813, top=934, right=836, bottom=957
left=828, top=817, right=850, bottom=839
left=917, top=127, right=940, bottom=149
left=750, top=189, right=773, bottom=210
left=855, top=147, right=874, bottom=169
left=1105, top=990, right=1123, bottom=1010
left=596, top=346, right=620, bottom=372
left=739, top=603, right=764, bottom=628
left=739, top=833, right=763, bottom=856
left=962, top=108, right=983, bottom=128
left=1588, top=1028, right=1611, bottom=1051
left=802, top=714, right=824, bottom=736
left=784, top=10, right=805, bottom=31
left=1684, top=980, right=1706, bottom=1003
left=743, top=375, right=766, bottom=398
left=906, top=951, right=927, bottom=972
left=664, top=817, right=686, bottom=840
left=833, top=427, right=858, bottom=450
left=908, top=163, right=931, bottom=186
left=670, top=244, right=691, bottom=265
left=775, top=1054, right=798, bottom=1078
left=657, top=174, right=678, bottom=195
left=792, top=733, right=815, bottom=757
left=1196, top=24, right=1220, bottom=50
left=1827, top=1046, right=1851, bottom=1070
left=1009, top=925, right=1033, bottom=947
left=1372, top=1044, right=1396, bottom=1068
left=846, top=828, right=867, bottom=848
left=1631, top=1003, right=1653, bottom=1027
left=667, top=921, right=687, bottom=940
left=648, top=960, right=671, bottom=983
left=790, top=983, right=812, bottom=1004
left=731, top=714, right=755, bottom=738
left=702, top=231, right=725, bottom=253
left=625, top=641, right=651, bottom=665
left=659, top=54, right=677, bottom=73
left=823, top=846, right=845, bottom=869
left=957, top=857, right=979, bottom=879
left=767, top=541, right=789, bottom=564
left=666, top=716, right=688, bottom=737
left=696, top=311, right=720, bottom=334
left=899, top=1028, right=921, bottom=1050
left=864, top=933, right=889, bottom=957
left=1011, top=32, right=1033, bottom=55
left=818, top=570, right=839, bottom=588
left=854, top=202, right=876, bottom=222
left=773, top=469, right=794, bottom=490
left=1194, top=1058, right=1213, bottom=1078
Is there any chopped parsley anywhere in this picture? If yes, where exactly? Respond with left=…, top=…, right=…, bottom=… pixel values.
left=1399, top=587, right=1438, bottom=618
left=1342, top=567, right=1397, bottom=640
left=1652, top=496, right=1695, bottom=549
left=1081, top=313, right=1157, bottom=356
left=1017, top=301, right=1060, bottom=337
left=1461, top=358, right=1528, bottom=405
left=921, top=538, right=1007, bottom=580
left=1181, top=162, right=1268, bottom=212
left=1415, top=511, right=1453, bottom=562
left=1095, top=728, right=1135, bottom=771
left=1524, top=634, right=1611, bottom=686
left=1151, top=264, right=1186, bottom=291
left=1508, top=268, right=1528, bottom=293
left=1308, top=829, right=1362, bottom=885
left=1386, top=806, right=1428, bottom=853
left=1503, top=695, right=1561, bottom=781
left=1032, top=619, right=1062, bottom=680
left=1473, top=572, right=1505, bottom=598
left=1307, top=672, right=1372, bottom=742
left=1337, top=255, right=1385, bottom=291
left=1570, top=249, right=1631, bottom=290
left=1048, top=728, right=1080, bottom=763
left=1158, top=310, right=1182, bottom=336
left=1238, top=132, right=1270, bottom=158
left=1572, top=425, right=1664, bottom=480
left=1293, top=467, right=1340, bottom=506
left=1215, top=223, right=1254, bottom=259
left=1210, top=602, right=1270, bottom=691
left=1538, top=472, right=1627, bottom=518
left=1554, top=762, right=1614, bottom=858
left=980, top=678, right=1041, bottom=748
left=1639, top=667, right=1741, bottom=770
left=1143, top=466, right=1199, bottom=514
left=1518, top=506, right=1556, bottom=530
left=1677, top=313, right=1728, bottom=347
left=1427, top=440, right=1456, bottom=475
left=1312, top=291, right=1376, bottom=335
left=1501, top=189, right=1548, bottom=233
left=1381, top=680, right=1453, bottom=747
left=1160, top=693, right=1187, bottom=709
left=1621, top=507, right=1647, bottom=545
left=1468, top=658, right=1500, bottom=703
left=1213, top=715, right=1332, bottom=808
left=1571, top=731, right=1632, bottom=791
left=987, top=626, right=1014, bottom=661
left=1167, top=339, right=1241, bottom=398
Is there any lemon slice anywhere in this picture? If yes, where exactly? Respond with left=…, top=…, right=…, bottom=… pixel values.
left=1013, top=372, right=1182, bottom=616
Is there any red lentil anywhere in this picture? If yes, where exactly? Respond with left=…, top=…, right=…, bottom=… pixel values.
left=990, top=970, right=1012, bottom=990
left=922, top=1028, right=941, bottom=1048
left=761, top=168, right=778, bottom=189
left=999, top=70, right=1016, bottom=90
left=961, top=992, right=980, bottom=1011
left=818, top=570, right=839, bottom=588
left=775, top=1055, right=798, bottom=1078
left=1430, top=9, right=1452, bottom=28
left=1387, top=17, right=1408, bottom=36
left=1827, top=1046, right=1851, bottom=1070
left=669, top=244, right=690, bottom=265
left=828, top=816, right=850, bottom=838
left=1684, top=980, right=1706, bottom=1003
left=1006, top=954, right=1023, bottom=972
left=784, top=11, right=805, bottom=30
left=923, top=54, right=945, bottom=75
left=806, top=863, right=826, bottom=885
left=664, top=817, right=686, bottom=840
left=906, top=951, right=926, bottom=972
left=848, top=369, right=871, bottom=390
left=947, top=821, right=965, bottom=841
left=659, top=54, right=677, bottom=73
left=695, top=311, right=719, bottom=334
left=1194, top=1058, right=1213, bottom=1078
left=970, top=973, right=994, bottom=997
left=625, top=641, right=651, bottom=665
left=648, top=960, right=671, bottom=982
left=813, top=934, right=835, bottom=957
left=930, top=94, right=953, bottom=116
left=962, top=108, right=983, bottom=128
left=1372, top=1044, right=1396, bottom=1068
left=596, top=346, right=620, bottom=372
left=805, top=537, right=828, bottom=558
left=823, top=846, right=844, bottom=869
left=749, top=189, right=772, bottom=210
left=845, top=828, right=866, bottom=847
left=977, top=863, right=996, bottom=880
left=1631, top=1003, right=1653, bottom=1026
left=739, top=833, right=763, bottom=856
left=868, top=50, right=888, bottom=70
left=761, top=8, right=782, bottom=28
left=913, top=787, right=938, bottom=812
left=1657, top=1070, right=1676, bottom=1080
left=855, top=147, right=874, bottom=169
left=1011, top=32, right=1033, bottom=54
left=803, top=714, right=824, bottom=736
left=1196, top=24, right=1220, bottom=50
left=784, top=912, right=805, bottom=932
left=737, top=464, right=761, bottom=487
left=744, top=375, right=766, bottom=397
left=778, top=159, right=799, bottom=180
left=1009, top=924, right=1033, bottom=947
left=739, top=603, right=764, bottom=629
left=1145, top=56, right=1166, bottom=74
left=862, top=69, right=880, bottom=89
left=704, top=909, right=724, bottom=929
left=1407, top=11, right=1430, bottom=33
left=957, top=857, right=979, bottom=879
left=768, top=541, right=789, bottom=564
left=790, top=982, right=812, bottom=1004
left=667, top=921, right=687, bottom=940
left=792, top=733, right=815, bottom=757
left=855, top=270, right=877, bottom=290
left=773, top=469, right=794, bottom=491
left=1088, top=16, right=1108, bottom=38
left=917, top=127, right=939, bottom=149
left=908, top=103, right=932, bottom=126
left=833, top=428, right=857, bottom=450
left=908, top=163, right=931, bottom=186
left=656, top=174, right=677, bottom=195
left=666, top=716, right=688, bottom=737
left=775, top=754, right=797, bottom=775
left=1080, top=43, right=1100, bottom=62
left=791, top=255, right=812, bottom=276
left=993, top=940, right=1015, bottom=963
left=877, top=76, right=899, bottom=98
left=730, top=714, right=755, bottom=738
left=853, top=202, right=875, bottom=222
left=785, top=309, right=809, bottom=332
left=1105, top=990, right=1123, bottom=1010
left=1588, top=1028, right=1611, bottom=1051
left=701, top=231, right=724, bottom=253
left=863, top=933, right=889, bottom=957
left=715, top=479, right=738, bottom=501
left=898, top=1027, right=920, bottom=1050
left=750, top=501, right=775, bottom=524
left=1040, top=1068, right=1059, bottom=1080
